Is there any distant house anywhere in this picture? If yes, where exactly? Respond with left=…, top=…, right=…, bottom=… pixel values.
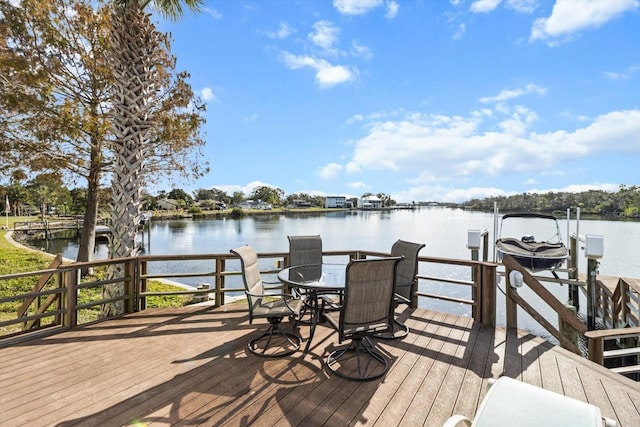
left=358, top=196, right=383, bottom=209
left=157, top=198, right=181, bottom=210
left=325, top=196, right=347, bottom=208
left=291, top=199, right=312, bottom=208
left=238, top=200, right=272, bottom=210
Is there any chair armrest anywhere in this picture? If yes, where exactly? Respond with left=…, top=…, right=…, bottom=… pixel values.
left=263, top=279, right=285, bottom=291
left=393, top=292, right=412, bottom=304
left=442, top=414, right=472, bottom=427
left=246, top=291, right=296, bottom=299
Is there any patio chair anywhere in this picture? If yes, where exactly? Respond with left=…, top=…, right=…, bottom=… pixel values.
left=288, top=235, right=323, bottom=267
left=287, top=235, right=323, bottom=322
left=378, top=239, right=425, bottom=339
left=443, top=376, right=617, bottom=427
left=325, top=256, right=402, bottom=381
left=231, top=245, right=303, bottom=357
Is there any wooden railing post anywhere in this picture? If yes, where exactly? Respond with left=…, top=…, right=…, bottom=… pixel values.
left=215, top=258, right=225, bottom=308
left=480, top=263, right=496, bottom=326
left=139, top=259, right=148, bottom=311
left=63, top=269, right=77, bottom=329
left=587, top=334, right=604, bottom=365
left=620, top=278, right=630, bottom=327
left=54, top=271, right=63, bottom=326
left=471, top=264, right=481, bottom=321
left=123, top=260, right=135, bottom=314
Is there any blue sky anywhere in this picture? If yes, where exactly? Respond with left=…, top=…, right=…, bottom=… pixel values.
left=156, top=0, right=640, bottom=203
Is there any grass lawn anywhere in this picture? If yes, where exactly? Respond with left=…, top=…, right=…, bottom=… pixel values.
left=1, top=217, right=194, bottom=337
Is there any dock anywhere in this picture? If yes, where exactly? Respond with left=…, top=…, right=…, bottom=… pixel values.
left=13, top=219, right=111, bottom=239
left=1, top=303, right=639, bottom=426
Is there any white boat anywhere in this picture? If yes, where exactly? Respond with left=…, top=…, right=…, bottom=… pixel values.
left=495, top=213, right=569, bottom=271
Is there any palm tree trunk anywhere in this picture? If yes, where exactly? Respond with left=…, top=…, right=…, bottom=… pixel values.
left=101, top=4, right=163, bottom=317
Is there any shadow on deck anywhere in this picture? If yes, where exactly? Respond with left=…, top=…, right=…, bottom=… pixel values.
left=1, top=303, right=639, bottom=426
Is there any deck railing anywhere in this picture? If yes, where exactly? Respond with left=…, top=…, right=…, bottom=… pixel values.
left=502, top=254, right=640, bottom=378
left=0, top=250, right=497, bottom=345
left=502, top=254, right=587, bottom=354
left=619, top=278, right=640, bottom=328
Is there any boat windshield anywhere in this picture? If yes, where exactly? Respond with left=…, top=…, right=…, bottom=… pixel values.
left=498, top=214, right=564, bottom=244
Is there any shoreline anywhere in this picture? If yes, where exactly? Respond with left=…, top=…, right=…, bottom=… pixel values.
left=4, top=230, right=197, bottom=291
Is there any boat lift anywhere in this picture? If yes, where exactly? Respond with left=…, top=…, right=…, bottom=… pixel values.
left=468, top=204, right=605, bottom=331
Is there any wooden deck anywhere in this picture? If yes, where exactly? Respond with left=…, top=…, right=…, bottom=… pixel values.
left=1, top=303, right=639, bottom=427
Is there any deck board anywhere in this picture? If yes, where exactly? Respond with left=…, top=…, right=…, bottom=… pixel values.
left=1, top=303, right=639, bottom=427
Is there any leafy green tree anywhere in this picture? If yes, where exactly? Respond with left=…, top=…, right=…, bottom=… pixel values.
left=311, top=195, right=326, bottom=207
left=168, top=188, right=193, bottom=204
left=0, top=0, right=113, bottom=262
left=231, top=191, right=245, bottom=206
left=251, top=186, right=284, bottom=207
left=194, top=188, right=230, bottom=204
left=376, top=192, right=396, bottom=207
left=25, top=173, right=66, bottom=220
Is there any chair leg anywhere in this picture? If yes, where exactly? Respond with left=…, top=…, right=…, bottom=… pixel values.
left=376, top=318, right=409, bottom=340
left=248, top=317, right=301, bottom=357
left=326, top=338, right=389, bottom=381
left=295, top=295, right=315, bottom=326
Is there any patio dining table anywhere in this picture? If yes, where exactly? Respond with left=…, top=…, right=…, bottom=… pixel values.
left=278, top=263, right=346, bottom=354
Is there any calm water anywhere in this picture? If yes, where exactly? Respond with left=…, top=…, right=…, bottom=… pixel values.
left=38, top=207, right=640, bottom=339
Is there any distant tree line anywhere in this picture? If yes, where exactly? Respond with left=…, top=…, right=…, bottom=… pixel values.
left=457, top=185, right=640, bottom=218
left=3, top=179, right=637, bottom=218
left=0, top=180, right=402, bottom=216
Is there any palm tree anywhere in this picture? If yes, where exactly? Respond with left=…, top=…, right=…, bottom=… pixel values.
left=102, top=0, right=203, bottom=317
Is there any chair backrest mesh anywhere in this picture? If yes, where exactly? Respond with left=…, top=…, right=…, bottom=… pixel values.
left=288, top=235, right=322, bottom=267
left=230, top=245, right=264, bottom=312
left=341, top=257, right=402, bottom=335
left=390, top=240, right=425, bottom=300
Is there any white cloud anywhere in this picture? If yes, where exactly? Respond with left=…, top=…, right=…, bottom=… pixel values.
left=333, top=0, right=384, bottom=15
left=470, top=0, right=502, bottom=13
left=470, top=0, right=539, bottom=14
left=602, top=64, right=640, bottom=80
left=394, top=185, right=508, bottom=204
left=345, top=109, right=640, bottom=184
left=309, top=21, right=340, bottom=53
left=497, top=108, right=538, bottom=136
left=243, top=114, right=258, bottom=123
left=266, top=21, right=294, bottom=39
left=505, top=0, right=538, bottom=13
left=280, top=52, right=358, bottom=88
left=216, top=181, right=276, bottom=196
left=453, top=23, right=466, bottom=40
left=385, top=1, right=400, bottom=19
left=537, top=183, right=620, bottom=193
left=530, top=0, right=639, bottom=44
left=351, top=41, right=373, bottom=60
left=201, top=87, right=216, bottom=101
left=394, top=182, right=622, bottom=204
left=479, top=83, right=547, bottom=104
left=203, top=7, right=222, bottom=19
left=348, top=181, right=368, bottom=189
left=318, top=163, right=343, bottom=180
left=345, top=161, right=362, bottom=173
